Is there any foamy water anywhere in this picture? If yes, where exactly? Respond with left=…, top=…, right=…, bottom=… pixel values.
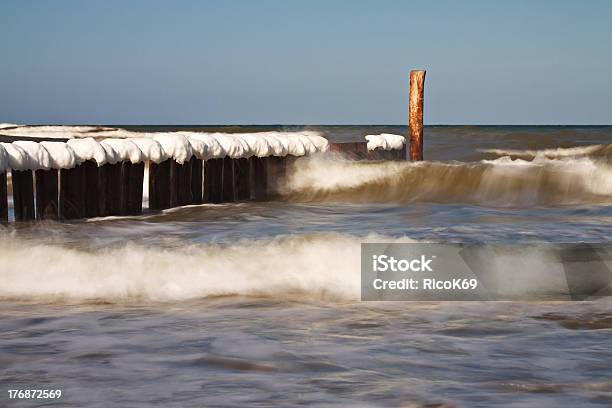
left=1, top=125, right=611, bottom=407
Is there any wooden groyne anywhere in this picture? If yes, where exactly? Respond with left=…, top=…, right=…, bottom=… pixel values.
left=0, top=70, right=426, bottom=223
left=0, top=142, right=408, bottom=223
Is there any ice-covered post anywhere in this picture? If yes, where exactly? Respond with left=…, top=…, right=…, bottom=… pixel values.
left=409, top=70, right=426, bottom=161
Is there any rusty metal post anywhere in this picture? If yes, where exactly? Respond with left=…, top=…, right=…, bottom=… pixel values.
left=409, top=70, right=426, bottom=161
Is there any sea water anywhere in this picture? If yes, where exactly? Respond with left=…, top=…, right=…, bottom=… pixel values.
left=1, top=125, right=611, bottom=407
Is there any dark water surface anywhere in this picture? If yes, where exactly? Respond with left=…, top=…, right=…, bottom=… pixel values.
left=1, top=125, right=612, bottom=407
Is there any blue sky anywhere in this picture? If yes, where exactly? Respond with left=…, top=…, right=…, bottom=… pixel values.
left=1, top=0, right=611, bottom=124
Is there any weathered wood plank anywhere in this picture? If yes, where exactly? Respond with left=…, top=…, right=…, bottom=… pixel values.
left=98, top=162, right=122, bottom=216
left=190, top=157, right=203, bottom=204
left=329, top=142, right=369, bottom=160
left=124, top=161, right=144, bottom=215
left=266, top=156, right=287, bottom=197
left=35, top=169, right=58, bottom=220
left=83, top=160, right=100, bottom=218
left=234, top=158, right=251, bottom=201
left=12, top=169, right=35, bottom=221
left=221, top=157, right=235, bottom=202
left=176, top=160, right=192, bottom=206
left=251, top=156, right=267, bottom=201
left=60, top=165, right=86, bottom=219
left=149, top=159, right=171, bottom=210
left=0, top=172, right=8, bottom=223
left=203, top=158, right=223, bottom=203
left=169, top=160, right=179, bottom=208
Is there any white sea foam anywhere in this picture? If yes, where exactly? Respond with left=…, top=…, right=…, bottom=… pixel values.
left=365, top=133, right=406, bottom=151
left=0, top=234, right=417, bottom=302
left=0, top=124, right=121, bottom=139
left=285, top=155, right=612, bottom=206
left=480, top=144, right=605, bottom=159
left=0, top=123, right=19, bottom=129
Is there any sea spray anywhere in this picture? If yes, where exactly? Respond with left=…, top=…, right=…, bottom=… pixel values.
left=0, top=233, right=418, bottom=302
left=284, top=154, right=612, bottom=206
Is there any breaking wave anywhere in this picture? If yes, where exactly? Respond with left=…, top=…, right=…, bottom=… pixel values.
left=0, top=124, right=120, bottom=139
left=0, top=234, right=415, bottom=302
left=284, top=154, right=612, bottom=207
left=480, top=144, right=612, bottom=161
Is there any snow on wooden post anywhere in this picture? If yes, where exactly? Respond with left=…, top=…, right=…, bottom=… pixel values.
left=409, top=70, right=426, bottom=161
left=35, top=169, right=58, bottom=220
left=12, top=169, right=35, bottom=221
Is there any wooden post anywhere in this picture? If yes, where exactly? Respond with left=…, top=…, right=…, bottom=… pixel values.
left=35, top=169, right=58, bottom=220
left=203, top=158, right=223, bottom=203
left=397, top=143, right=407, bottom=161
left=175, top=160, right=193, bottom=206
left=169, top=160, right=179, bottom=208
left=83, top=161, right=100, bottom=218
left=0, top=172, right=8, bottom=223
left=149, top=159, right=172, bottom=210
left=409, top=70, right=426, bottom=161
left=251, top=156, right=267, bottom=200
left=123, top=162, right=144, bottom=215
left=266, top=156, right=287, bottom=196
left=119, top=162, right=130, bottom=215
left=329, top=142, right=368, bottom=160
left=368, top=147, right=406, bottom=161
left=221, top=157, right=235, bottom=202
left=60, top=165, right=86, bottom=219
left=12, top=169, right=35, bottom=221
left=190, top=157, right=203, bottom=204
left=234, top=158, right=251, bottom=201
left=98, top=162, right=122, bottom=216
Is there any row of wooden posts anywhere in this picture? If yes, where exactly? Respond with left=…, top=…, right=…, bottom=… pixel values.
left=0, top=143, right=407, bottom=223
left=0, top=69, right=425, bottom=223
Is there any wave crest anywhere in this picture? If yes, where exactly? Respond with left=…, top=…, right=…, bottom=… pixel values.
left=0, top=234, right=418, bottom=302
left=480, top=144, right=612, bottom=160
left=283, top=155, right=612, bottom=206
